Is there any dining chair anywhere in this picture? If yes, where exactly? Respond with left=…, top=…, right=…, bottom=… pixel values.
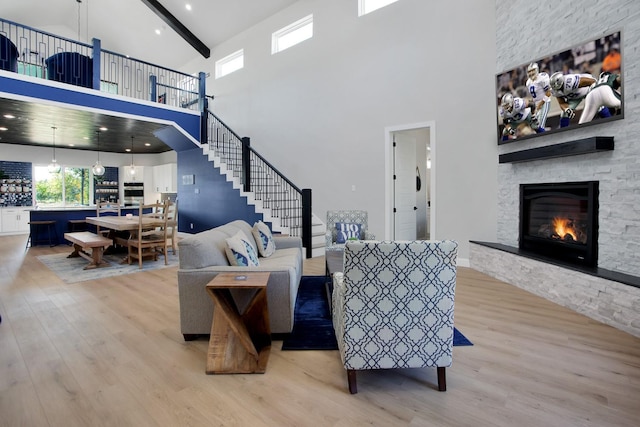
left=153, top=199, right=178, bottom=256
left=165, top=200, right=178, bottom=255
left=96, top=200, right=121, bottom=237
left=127, top=201, right=169, bottom=269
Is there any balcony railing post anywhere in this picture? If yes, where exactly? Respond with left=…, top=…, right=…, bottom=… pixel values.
left=302, top=188, right=312, bottom=259
left=149, top=75, right=157, bottom=102
left=242, top=137, right=251, bottom=192
left=91, top=38, right=101, bottom=90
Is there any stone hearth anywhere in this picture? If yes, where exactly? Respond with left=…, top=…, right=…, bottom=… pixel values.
left=469, top=242, right=640, bottom=339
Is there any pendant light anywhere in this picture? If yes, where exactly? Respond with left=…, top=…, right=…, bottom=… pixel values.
left=129, top=136, right=136, bottom=178
left=47, top=126, right=61, bottom=174
left=92, top=130, right=105, bottom=177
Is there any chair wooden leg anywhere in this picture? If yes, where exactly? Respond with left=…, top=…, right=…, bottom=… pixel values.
left=347, top=369, right=358, bottom=394
left=138, top=246, right=143, bottom=269
left=437, top=366, right=447, bottom=391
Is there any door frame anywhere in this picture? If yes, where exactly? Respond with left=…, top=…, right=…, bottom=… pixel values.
left=384, top=121, right=436, bottom=240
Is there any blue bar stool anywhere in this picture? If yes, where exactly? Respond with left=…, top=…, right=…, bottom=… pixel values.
left=26, top=220, right=59, bottom=248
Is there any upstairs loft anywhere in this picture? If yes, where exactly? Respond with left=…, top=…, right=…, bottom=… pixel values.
left=0, top=17, right=205, bottom=153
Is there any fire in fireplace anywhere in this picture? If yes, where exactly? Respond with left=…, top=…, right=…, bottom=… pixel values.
left=520, top=181, right=598, bottom=267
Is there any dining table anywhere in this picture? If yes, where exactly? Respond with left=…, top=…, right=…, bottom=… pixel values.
left=85, top=215, right=160, bottom=231
left=85, top=215, right=165, bottom=262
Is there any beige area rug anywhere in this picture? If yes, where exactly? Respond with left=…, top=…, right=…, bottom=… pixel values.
left=37, top=251, right=179, bottom=283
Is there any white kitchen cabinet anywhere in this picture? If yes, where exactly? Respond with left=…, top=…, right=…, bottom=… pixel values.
left=152, top=163, right=177, bottom=193
left=1, top=207, right=30, bottom=234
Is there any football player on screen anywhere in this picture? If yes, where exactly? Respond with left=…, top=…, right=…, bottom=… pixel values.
left=499, top=93, right=538, bottom=141
left=578, top=72, right=622, bottom=124
left=525, top=62, right=551, bottom=132
left=549, top=72, right=598, bottom=127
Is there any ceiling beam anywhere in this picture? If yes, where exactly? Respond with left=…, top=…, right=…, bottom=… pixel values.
left=140, top=0, right=210, bottom=59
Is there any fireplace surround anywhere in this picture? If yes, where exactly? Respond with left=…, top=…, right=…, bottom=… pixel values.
left=519, top=181, right=598, bottom=268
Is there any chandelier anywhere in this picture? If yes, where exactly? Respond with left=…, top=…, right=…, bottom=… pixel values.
left=47, top=126, right=61, bottom=174
left=129, top=136, right=136, bottom=177
left=92, top=130, right=105, bottom=177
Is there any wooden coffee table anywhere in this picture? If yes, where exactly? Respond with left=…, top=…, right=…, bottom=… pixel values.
left=205, top=272, right=271, bottom=374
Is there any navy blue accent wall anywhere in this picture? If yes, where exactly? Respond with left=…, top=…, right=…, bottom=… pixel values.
left=177, top=148, right=263, bottom=233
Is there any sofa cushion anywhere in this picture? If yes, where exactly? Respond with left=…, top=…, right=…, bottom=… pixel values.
left=252, top=221, right=276, bottom=257
left=336, top=222, right=362, bottom=244
left=178, top=228, right=230, bottom=269
left=225, top=231, right=260, bottom=266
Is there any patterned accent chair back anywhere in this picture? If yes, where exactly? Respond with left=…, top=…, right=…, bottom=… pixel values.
left=332, top=239, right=458, bottom=394
left=325, top=210, right=375, bottom=251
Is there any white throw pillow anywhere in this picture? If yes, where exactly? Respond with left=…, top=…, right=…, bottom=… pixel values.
left=225, top=231, right=260, bottom=266
left=252, top=221, right=276, bottom=257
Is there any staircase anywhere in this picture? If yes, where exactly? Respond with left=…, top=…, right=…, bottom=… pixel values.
left=204, top=110, right=323, bottom=258
left=311, top=213, right=326, bottom=258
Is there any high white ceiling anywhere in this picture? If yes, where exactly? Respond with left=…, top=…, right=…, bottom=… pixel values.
left=2, top=0, right=298, bottom=70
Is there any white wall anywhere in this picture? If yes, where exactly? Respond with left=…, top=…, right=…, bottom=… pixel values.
left=184, top=0, right=498, bottom=262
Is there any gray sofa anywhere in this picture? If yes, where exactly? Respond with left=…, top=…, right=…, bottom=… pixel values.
left=177, top=220, right=303, bottom=339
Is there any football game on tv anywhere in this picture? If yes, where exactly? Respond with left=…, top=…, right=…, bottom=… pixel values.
left=495, top=31, right=622, bottom=145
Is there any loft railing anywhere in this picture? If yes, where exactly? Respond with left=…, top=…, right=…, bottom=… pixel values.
left=0, top=17, right=204, bottom=111
left=206, top=110, right=313, bottom=258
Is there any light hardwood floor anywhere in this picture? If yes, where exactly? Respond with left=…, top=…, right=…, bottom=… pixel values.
left=1, top=234, right=640, bottom=426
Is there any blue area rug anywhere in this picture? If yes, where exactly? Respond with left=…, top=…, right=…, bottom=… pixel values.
left=282, top=275, right=473, bottom=350
left=37, top=251, right=179, bottom=283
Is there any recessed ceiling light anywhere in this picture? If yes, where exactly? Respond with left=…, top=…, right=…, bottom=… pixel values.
left=0, top=127, right=7, bottom=131
left=68, top=143, right=75, bottom=147
left=125, top=148, right=131, bottom=152
left=99, top=127, right=108, bottom=131
left=145, top=143, right=151, bottom=146
left=155, top=29, right=161, bottom=35
left=3, top=114, right=15, bottom=119
left=185, top=4, right=192, bottom=11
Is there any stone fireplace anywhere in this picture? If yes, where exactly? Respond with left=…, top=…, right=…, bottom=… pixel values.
left=519, top=181, right=598, bottom=268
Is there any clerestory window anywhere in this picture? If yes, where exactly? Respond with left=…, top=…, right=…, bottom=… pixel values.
left=358, top=0, right=400, bottom=16
left=272, top=14, right=314, bottom=54
left=215, top=49, right=244, bottom=79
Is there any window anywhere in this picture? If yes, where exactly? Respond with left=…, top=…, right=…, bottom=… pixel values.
left=358, top=0, right=399, bottom=16
left=272, top=14, right=313, bottom=54
left=215, top=49, right=244, bottom=79
left=34, top=165, right=91, bottom=208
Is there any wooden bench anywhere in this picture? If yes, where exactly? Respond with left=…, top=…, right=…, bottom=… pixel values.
left=64, top=232, right=114, bottom=270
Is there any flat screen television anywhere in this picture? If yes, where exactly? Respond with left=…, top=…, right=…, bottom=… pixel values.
left=495, top=31, right=622, bottom=145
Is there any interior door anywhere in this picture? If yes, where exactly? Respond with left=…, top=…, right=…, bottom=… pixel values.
left=393, top=134, right=417, bottom=240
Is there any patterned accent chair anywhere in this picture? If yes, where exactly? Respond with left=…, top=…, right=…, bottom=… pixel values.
left=325, top=210, right=375, bottom=252
left=332, top=240, right=458, bottom=394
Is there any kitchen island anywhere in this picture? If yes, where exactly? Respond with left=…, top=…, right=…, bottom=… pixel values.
left=29, top=206, right=142, bottom=246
